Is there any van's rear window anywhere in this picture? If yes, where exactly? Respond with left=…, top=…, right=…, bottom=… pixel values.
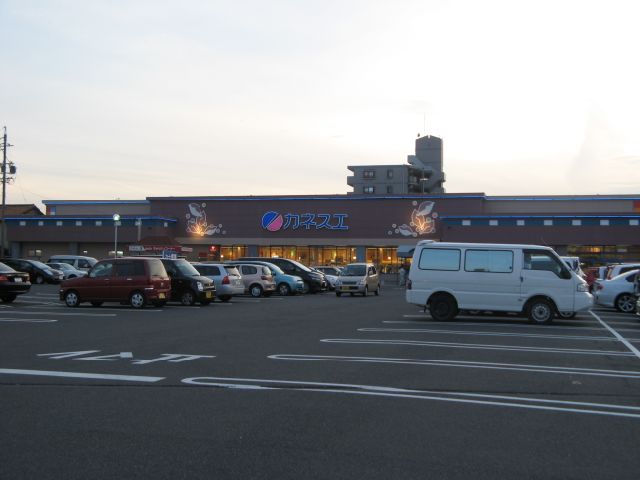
left=418, top=249, right=460, bottom=271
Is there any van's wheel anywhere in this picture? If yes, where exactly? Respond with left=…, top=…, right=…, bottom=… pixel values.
left=180, top=290, right=196, bottom=306
left=615, top=293, right=636, bottom=313
left=278, top=283, right=291, bottom=296
left=363, top=285, right=369, bottom=297
left=35, top=275, right=45, bottom=285
left=374, top=284, right=380, bottom=296
left=429, top=295, right=458, bottom=321
left=250, top=284, right=263, bottom=298
left=527, top=299, right=554, bottom=324
left=129, top=291, right=146, bottom=309
left=64, top=290, right=80, bottom=307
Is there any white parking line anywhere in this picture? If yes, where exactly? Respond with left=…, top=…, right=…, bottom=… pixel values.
left=11, top=300, right=60, bottom=306
left=604, top=321, right=640, bottom=327
left=320, top=338, right=635, bottom=357
left=402, top=313, right=600, bottom=322
left=0, top=368, right=165, bottom=382
left=592, top=314, right=639, bottom=320
left=4, top=311, right=117, bottom=317
left=0, top=318, right=58, bottom=323
left=387, top=320, right=618, bottom=332
left=590, top=311, right=640, bottom=360
left=24, top=305, right=164, bottom=312
left=358, top=328, right=639, bottom=342
left=182, top=376, right=640, bottom=419
left=269, top=354, right=640, bottom=380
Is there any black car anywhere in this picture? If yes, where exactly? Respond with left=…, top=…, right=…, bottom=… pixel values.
left=0, top=261, right=31, bottom=302
left=239, top=257, right=327, bottom=293
left=2, top=259, right=64, bottom=284
left=160, top=258, right=216, bottom=305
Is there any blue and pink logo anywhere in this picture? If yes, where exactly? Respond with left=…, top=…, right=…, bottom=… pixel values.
left=261, top=211, right=349, bottom=232
left=262, top=211, right=284, bottom=232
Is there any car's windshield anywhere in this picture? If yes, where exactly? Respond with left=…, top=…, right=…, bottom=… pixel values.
left=0, top=262, right=15, bottom=273
left=341, top=265, right=366, bottom=276
left=321, top=267, right=339, bottom=275
left=612, top=269, right=639, bottom=282
left=288, top=259, right=311, bottom=272
left=31, top=260, right=51, bottom=270
left=263, top=264, right=284, bottom=275
left=49, top=263, right=72, bottom=271
left=174, top=259, right=201, bottom=276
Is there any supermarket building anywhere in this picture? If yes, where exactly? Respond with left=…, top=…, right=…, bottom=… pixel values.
left=5, top=193, right=640, bottom=270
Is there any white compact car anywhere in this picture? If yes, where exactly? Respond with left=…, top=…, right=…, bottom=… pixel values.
left=593, top=269, right=638, bottom=313
left=312, top=266, right=341, bottom=290
left=335, top=263, right=380, bottom=297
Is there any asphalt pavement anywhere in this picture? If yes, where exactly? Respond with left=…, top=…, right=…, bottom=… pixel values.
left=1, top=283, right=639, bottom=479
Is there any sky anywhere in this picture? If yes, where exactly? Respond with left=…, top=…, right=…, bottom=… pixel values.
left=1, top=0, right=639, bottom=208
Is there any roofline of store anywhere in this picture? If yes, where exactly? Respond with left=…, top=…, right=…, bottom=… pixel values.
left=41, top=193, right=640, bottom=205
left=4, top=216, right=177, bottom=222
left=441, top=214, right=640, bottom=219
left=42, top=200, right=151, bottom=205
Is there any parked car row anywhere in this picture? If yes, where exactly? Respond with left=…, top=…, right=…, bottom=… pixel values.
left=3, top=259, right=64, bottom=284
left=2, top=252, right=381, bottom=308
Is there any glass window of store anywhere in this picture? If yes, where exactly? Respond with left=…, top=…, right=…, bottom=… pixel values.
left=366, top=247, right=400, bottom=273
left=258, top=246, right=357, bottom=267
left=568, top=245, right=640, bottom=267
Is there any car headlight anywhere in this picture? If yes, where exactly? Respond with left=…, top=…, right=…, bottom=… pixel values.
left=196, top=281, right=204, bottom=292
left=359, top=279, right=366, bottom=285
left=577, top=283, right=589, bottom=292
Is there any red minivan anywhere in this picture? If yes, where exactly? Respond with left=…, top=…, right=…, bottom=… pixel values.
left=59, top=257, right=171, bottom=308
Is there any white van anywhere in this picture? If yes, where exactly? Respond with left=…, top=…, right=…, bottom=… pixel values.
left=47, top=255, right=98, bottom=272
left=406, top=241, right=593, bottom=324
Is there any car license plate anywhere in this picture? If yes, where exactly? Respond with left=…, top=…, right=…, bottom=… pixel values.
left=14, top=278, right=22, bottom=283
left=158, top=293, right=166, bottom=299
left=206, top=291, right=212, bottom=298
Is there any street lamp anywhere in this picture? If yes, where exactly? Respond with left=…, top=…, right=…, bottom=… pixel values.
left=113, top=213, right=120, bottom=258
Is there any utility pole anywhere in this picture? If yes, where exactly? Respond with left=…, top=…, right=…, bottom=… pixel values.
left=1, top=127, right=7, bottom=259
left=1, top=127, right=17, bottom=259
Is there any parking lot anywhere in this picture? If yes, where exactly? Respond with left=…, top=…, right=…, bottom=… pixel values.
left=1, top=284, right=639, bottom=479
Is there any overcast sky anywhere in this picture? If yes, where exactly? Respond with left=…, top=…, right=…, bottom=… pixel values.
left=1, top=0, right=639, bottom=207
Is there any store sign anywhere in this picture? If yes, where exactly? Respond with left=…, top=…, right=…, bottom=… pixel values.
left=128, top=245, right=193, bottom=253
left=261, top=211, right=349, bottom=232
